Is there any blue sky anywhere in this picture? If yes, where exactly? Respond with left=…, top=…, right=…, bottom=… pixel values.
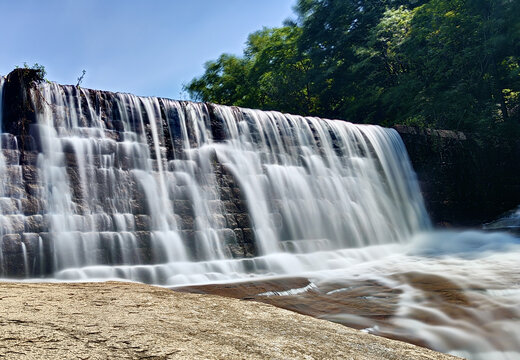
left=0, top=0, right=295, bottom=99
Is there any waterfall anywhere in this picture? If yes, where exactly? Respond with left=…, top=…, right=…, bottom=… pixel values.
left=0, top=79, right=429, bottom=284
left=1, top=74, right=519, bottom=360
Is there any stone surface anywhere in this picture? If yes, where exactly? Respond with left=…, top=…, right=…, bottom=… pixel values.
left=395, top=125, right=520, bottom=226
left=0, top=281, right=459, bottom=360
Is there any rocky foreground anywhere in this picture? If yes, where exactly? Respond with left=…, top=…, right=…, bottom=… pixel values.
left=0, top=281, right=460, bottom=359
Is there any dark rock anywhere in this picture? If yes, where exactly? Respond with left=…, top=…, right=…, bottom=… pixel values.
left=24, top=215, right=45, bottom=233
left=20, top=150, right=38, bottom=165
left=21, top=195, right=43, bottom=215
left=219, top=187, right=233, bottom=201
left=2, top=69, right=41, bottom=137
left=224, top=201, right=238, bottom=214
left=1, top=149, right=20, bottom=165
left=173, top=200, right=194, bottom=217
left=235, top=214, right=250, bottom=228
left=242, top=228, right=255, bottom=245
left=395, top=125, right=520, bottom=226
left=226, top=215, right=238, bottom=229
left=134, top=215, right=151, bottom=231
left=1, top=234, right=22, bottom=254
left=22, top=165, right=39, bottom=183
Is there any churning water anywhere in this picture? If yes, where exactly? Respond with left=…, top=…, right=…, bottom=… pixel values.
left=0, top=78, right=518, bottom=359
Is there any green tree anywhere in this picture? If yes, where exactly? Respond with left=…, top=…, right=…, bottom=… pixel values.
left=397, top=0, right=520, bottom=131
left=185, top=54, right=251, bottom=106
left=293, top=0, right=425, bottom=121
left=186, top=0, right=520, bottom=134
left=185, top=26, right=317, bottom=115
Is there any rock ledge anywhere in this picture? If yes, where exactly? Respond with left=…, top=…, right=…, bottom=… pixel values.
left=0, top=281, right=460, bottom=359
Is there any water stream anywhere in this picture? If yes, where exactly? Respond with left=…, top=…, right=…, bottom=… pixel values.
left=0, top=78, right=518, bottom=359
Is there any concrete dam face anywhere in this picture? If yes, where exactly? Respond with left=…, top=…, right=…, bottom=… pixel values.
left=0, top=69, right=428, bottom=284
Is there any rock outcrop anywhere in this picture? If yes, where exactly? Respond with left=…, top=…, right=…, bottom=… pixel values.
left=0, top=281, right=460, bottom=359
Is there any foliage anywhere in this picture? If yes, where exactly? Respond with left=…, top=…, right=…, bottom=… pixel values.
left=16, top=62, right=47, bottom=82
left=185, top=0, right=520, bottom=135
left=185, top=26, right=318, bottom=115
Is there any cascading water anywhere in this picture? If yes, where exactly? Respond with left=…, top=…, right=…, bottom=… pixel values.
left=0, top=74, right=518, bottom=359
left=0, top=80, right=427, bottom=284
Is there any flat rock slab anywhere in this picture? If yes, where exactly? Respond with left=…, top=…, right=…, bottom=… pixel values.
left=0, top=281, right=460, bottom=359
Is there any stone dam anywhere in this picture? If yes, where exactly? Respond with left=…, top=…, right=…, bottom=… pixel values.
left=0, top=68, right=431, bottom=282
left=1, top=68, right=518, bottom=283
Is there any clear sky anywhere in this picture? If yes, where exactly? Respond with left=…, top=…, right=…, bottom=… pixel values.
left=0, top=0, right=295, bottom=99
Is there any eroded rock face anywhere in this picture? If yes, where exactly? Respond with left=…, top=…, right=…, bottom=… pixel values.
left=0, top=281, right=459, bottom=360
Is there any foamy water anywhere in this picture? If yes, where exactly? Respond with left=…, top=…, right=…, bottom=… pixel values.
left=0, top=77, right=518, bottom=359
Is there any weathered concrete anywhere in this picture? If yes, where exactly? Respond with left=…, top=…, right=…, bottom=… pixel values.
left=395, top=125, right=520, bottom=226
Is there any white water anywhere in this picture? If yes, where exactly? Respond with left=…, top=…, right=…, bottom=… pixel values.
left=315, top=231, right=520, bottom=360
left=12, top=81, right=428, bottom=283
left=0, top=79, right=518, bottom=359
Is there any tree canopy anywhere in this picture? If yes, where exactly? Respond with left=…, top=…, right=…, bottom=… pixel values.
left=185, top=0, right=520, bottom=134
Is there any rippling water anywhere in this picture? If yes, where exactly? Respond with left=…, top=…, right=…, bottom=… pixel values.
left=0, top=77, right=518, bottom=359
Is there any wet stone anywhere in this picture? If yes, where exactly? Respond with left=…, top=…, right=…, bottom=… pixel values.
left=232, top=187, right=242, bottom=199
left=22, top=165, right=39, bottom=183
left=4, top=165, right=23, bottom=184
left=233, top=229, right=244, bottom=243
left=0, top=134, right=17, bottom=150
left=227, top=243, right=248, bottom=258
left=104, top=129, right=121, bottom=142
left=179, top=230, right=195, bottom=245
left=21, top=233, right=40, bottom=254
left=212, top=214, right=227, bottom=228
left=224, top=201, right=238, bottom=214
left=226, top=215, right=238, bottom=229
left=0, top=198, right=19, bottom=214
left=173, top=200, right=194, bottom=217
left=99, top=138, right=117, bottom=155
left=134, top=215, right=151, bottom=231
left=1, top=234, right=22, bottom=254
left=25, top=183, right=42, bottom=196
left=219, top=187, right=233, bottom=201
left=235, top=213, right=251, bottom=229
left=2, top=149, right=20, bottom=165
left=4, top=184, right=25, bottom=199
left=243, top=243, right=256, bottom=258
left=1, top=253, right=26, bottom=277
left=242, top=228, right=255, bottom=244
left=0, top=215, right=25, bottom=234
left=235, top=200, right=248, bottom=213
left=178, top=215, right=194, bottom=230
left=134, top=231, right=152, bottom=248
left=219, top=228, right=236, bottom=243
left=20, top=151, right=38, bottom=165
left=130, top=199, right=147, bottom=215
left=24, top=215, right=46, bottom=233
left=21, top=196, right=44, bottom=215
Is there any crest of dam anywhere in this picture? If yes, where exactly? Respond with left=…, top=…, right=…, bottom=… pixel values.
left=0, top=69, right=430, bottom=285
